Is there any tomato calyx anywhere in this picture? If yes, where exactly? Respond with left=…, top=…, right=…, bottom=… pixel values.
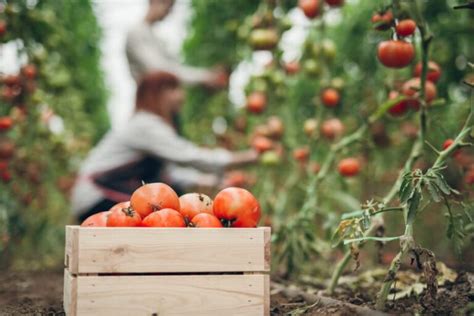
left=122, top=206, right=138, bottom=218
left=220, top=218, right=237, bottom=228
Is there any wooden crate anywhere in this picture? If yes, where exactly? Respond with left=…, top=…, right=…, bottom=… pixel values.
left=63, top=226, right=271, bottom=315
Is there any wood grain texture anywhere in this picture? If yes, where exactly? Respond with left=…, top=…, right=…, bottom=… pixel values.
left=66, top=226, right=271, bottom=274
left=63, top=269, right=77, bottom=316
left=75, top=274, right=268, bottom=316
left=65, top=226, right=79, bottom=274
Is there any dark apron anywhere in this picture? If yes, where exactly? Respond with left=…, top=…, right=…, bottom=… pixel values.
left=78, top=156, right=183, bottom=222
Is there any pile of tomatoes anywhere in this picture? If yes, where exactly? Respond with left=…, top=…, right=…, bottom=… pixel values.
left=81, top=183, right=262, bottom=228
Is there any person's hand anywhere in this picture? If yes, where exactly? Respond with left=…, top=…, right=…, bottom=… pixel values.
left=230, top=149, right=259, bottom=166
left=204, top=67, right=229, bottom=89
left=220, top=170, right=256, bottom=189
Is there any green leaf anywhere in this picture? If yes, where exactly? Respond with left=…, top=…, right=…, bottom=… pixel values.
left=399, top=175, right=414, bottom=204
left=434, top=173, right=452, bottom=195
left=407, top=189, right=421, bottom=224
left=426, top=181, right=441, bottom=202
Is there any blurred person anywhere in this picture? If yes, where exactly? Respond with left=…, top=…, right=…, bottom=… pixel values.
left=125, top=0, right=226, bottom=88
left=71, top=72, right=257, bottom=222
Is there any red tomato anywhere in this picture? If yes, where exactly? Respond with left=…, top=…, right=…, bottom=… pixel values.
left=252, top=136, right=274, bottom=153
left=22, top=64, right=37, bottom=80
left=1, top=170, right=11, bottom=183
left=371, top=11, right=393, bottom=31
left=321, top=118, right=344, bottom=140
left=299, top=0, right=320, bottom=19
left=106, top=204, right=142, bottom=227
left=293, top=147, right=310, bottom=163
left=3, top=75, right=20, bottom=86
left=213, top=187, right=261, bottom=227
left=0, top=117, right=13, bottom=131
left=465, top=168, right=474, bottom=185
left=266, top=116, right=284, bottom=139
left=321, top=88, right=340, bottom=107
left=0, top=161, right=7, bottom=171
left=284, top=61, right=300, bottom=75
left=191, top=213, right=223, bottom=228
left=141, top=208, right=186, bottom=227
left=442, top=139, right=461, bottom=157
left=338, top=158, right=361, bottom=177
left=0, top=140, right=15, bottom=159
left=0, top=20, right=6, bottom=37
left=395, top=19, right=417, bottom=37
left=178, top=193, right=213, bottom=221
left=387, top=91, right=408, bottom=116
left=401, top=78, right=437, bottom=109
left=413, top=61, right=441, bottom=83
left=246, top=92, right=267, bottom=114
left=442, top=139, right=454, bottom=150
left=81, top=211, right=111, bottom=227
left=377, top=40, right=415, bottom=68
left=130, top=183, right=180, bottom=218
left=325, top=0, right=344, bottom=7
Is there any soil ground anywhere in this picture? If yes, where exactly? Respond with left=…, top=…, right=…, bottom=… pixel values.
left=0, top=270, right=472, bottom=315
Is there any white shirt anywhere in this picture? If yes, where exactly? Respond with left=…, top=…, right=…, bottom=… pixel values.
left=125, top=21, right=213, bottom=84
left=71, top=111, right=232, bottom=216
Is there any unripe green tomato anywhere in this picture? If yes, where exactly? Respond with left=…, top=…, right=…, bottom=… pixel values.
left=330, top=77, right=345, bottom=90
left=311, top=42, right=321, bottom=57
left=271, top=70, right=285, bottom=85
left=237, top=26, right=249, bottom=40
left=303, top=59, right=321, bottom=76
left=280, top=17, right=293, bottom=31
left=322, top=39, right=336, bottom=60
left=252, top=78, right=268, bottom=93
left=260, top=151, right=280, bottom=166
left=249, top=28, right=279, bottom=50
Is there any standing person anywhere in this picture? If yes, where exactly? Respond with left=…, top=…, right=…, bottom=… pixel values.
left=71, top=72, right=256, bottom=222
left=125, top=0, right=226, bottom=87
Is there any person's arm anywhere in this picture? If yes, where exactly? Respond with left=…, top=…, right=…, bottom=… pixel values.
left=122, top=113, right=257, bottom=173
left=163, top=163, right=220, bottom=189
left=125, top=26, right=219, bottom=86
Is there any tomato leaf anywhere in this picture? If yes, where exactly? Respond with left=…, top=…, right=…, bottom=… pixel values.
left=406, top=189, right=421, bottom=225
left=426, top=180, right=441, bottom=202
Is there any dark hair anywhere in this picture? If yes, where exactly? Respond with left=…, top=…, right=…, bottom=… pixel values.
left=135, top=71, right=180, bottom=113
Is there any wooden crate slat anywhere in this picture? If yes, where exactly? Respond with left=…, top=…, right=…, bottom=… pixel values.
left=66, top=226, right=270, bottom=273
left=71, top=273, right=269, bottom=316
left=63, top=269, right=77, bottom=315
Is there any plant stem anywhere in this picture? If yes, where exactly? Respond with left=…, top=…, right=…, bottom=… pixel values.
left=328, top=250, right=352, bottom=294
left=328, top=137, right=422, bottom=294
left=375, top=223, right=413, bottom=310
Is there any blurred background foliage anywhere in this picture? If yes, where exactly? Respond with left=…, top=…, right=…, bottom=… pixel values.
left=0, top=0, right=107, bottom=269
